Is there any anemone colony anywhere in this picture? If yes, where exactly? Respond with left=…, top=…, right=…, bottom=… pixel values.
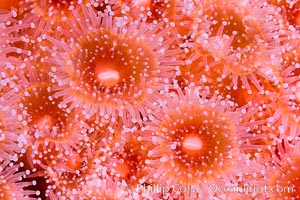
left=0, top=0, right=299, bottom=199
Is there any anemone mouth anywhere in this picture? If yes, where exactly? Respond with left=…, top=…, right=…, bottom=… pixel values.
left=33, top=0, right=84, bottom=21
left=67, top=28, right=158, bottom=108
left=159, top=104, right=237, bottom=183
left=19, top=84, right=79, bottom=141
left=182, top=135, right=203, bottom=152
left=194, top=0, right=268, bottom=75
left=95, top=67, right=120, bottom=87
left=34, top=114, right=53, bottom=131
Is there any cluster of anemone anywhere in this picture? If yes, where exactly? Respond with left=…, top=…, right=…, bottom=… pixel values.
left=0, top=0, right=299, bottom=199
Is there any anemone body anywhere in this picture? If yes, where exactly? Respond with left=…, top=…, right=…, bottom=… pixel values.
left=192, top=0, right=282, bottom=94
left=49, top=7, right=178, bottom=123
left=143, top=88, right=258, bottom=188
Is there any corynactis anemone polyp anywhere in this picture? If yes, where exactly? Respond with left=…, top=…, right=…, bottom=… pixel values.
left=67, top=27, right=158, bottom=109
left=44, top=143, right=96, bottom=199
left=192, top=0, right=282, bottom=91
left=7, top=69, right=88, bottom=172
left=44, top=121, right=136, bottom=199
left=50, top=7, right=178, bottom=122
left=175, top=45, right=280, bottom=109
left=16, top=83, right=86, bottom=147
left=43, top=119, right=136, bottom=199
left=144, top=88, right=243, bottom=186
